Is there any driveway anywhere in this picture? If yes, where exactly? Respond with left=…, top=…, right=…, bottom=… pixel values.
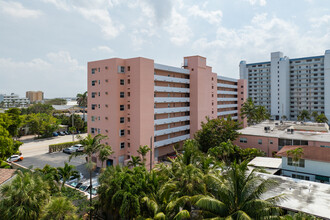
left=19, top=133, right=87, bottom=157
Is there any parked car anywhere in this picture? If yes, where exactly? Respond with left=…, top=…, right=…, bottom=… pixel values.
left=7, top=155, right=24, bottom=162
left=58, top=131, right=65, bottom=136
left=64, top=131, right=69, bottom=135
left=66, top=173, right=84, bottom=184
left=63, top=144, right=84, bottom=154
left=52, top=132, right=59, bottom=137
left=68, top=181, right=83, bottom=189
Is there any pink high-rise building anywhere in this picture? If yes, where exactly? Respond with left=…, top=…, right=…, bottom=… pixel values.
left=87, top=56, right=247, bottom=167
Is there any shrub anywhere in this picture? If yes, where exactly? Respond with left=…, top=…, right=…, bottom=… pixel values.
left=49, top=141, right=79, bottom=153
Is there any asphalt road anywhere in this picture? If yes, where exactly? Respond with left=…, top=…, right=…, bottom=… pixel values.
left=19, top=133, right=87, bottom=157
left=18, top=152, right=95, bottom=180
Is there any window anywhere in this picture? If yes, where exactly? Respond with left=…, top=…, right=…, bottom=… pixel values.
left=258, top=139, right=262, bottom=144
left=127, top=104, right=130, bottom=109
left=91, top=68, right=96, bottom=74
left=287, top=157, right=305, bottom=167
left=120, top=142, right=125, bottom=149
left=91, top=80, right=96, bottom=86
left=127, top=66, right=130, bottom=71
left=240, top=138, right=247, bottom=143
left=120, top=129, right=125, bottom=136
left=269, top=140, right=273, bottom=144
left=128, top=92, right=130, bottom=97
left=91, top=92, right=96, bottom=98
left=91, top=116, right=95, bottom=121
left=120, top=117, right=125, bottom=123
left=128, top=79, right=130, bottom=84
left=120, top=79, right=125, bottom=85
left=120, top=92, right=125, bottom=98
left=91, top=128, right=95, bottom=134
left=118, top=66, right=125, bottom=73
left=120, top=105, right=124, bottom=111
left=128, top=117, right=130, bottom=122
left=91, top=104, right=96, bottom=110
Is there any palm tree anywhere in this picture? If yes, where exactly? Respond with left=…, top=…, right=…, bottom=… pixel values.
left=40, top=196, right=78, bottom=220
left=70, top=134, right=107, bottom=219
left=137, top=145, right=151, bottom=166
left=0, top=170, right=50, bottom=219
left=76, top=91, right=87, bottom=122
left=255, top=105, right=270, bottom=123
left=315, top=113, right=328, bottom=123
left=99, top=144, right=114, bottom=169
left=127, top=155, right=142, bottom=167
left=286, top=147, right=304, bottom=171
left=57, top=162, right=79, bottom=188
left=195, top=161, right=283, bottom=219
left=240, top=98, right=257, bottom=125
left=297, top=110, right=310, bottom=121
left=311, top=111, right=319, bottom=122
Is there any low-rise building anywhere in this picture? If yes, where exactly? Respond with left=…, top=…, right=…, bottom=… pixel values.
left=233, top=120, right=330, bottom=156
left=0, top=93, right=30, bottom=108
left=277, top=145, right=330, bottom=183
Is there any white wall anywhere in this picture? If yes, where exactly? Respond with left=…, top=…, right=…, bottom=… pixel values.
left=239, top=60, right=248, bottom=79
left=270, top=52, right=283, bottom=118
left=282, top=157, right=330, bottom=178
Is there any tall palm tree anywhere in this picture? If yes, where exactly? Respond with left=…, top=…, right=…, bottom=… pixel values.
left=0, top=170, right=50, bottom=220
left=76, top=91, right=87, bottom=122
left=286, top=147, right=304, bottom=171
left=99, top=144, right=114, bottom=169
left=195, top=161, right=283, bottom=219
left=315, top=113, right=328, bottom=123
left=70, top=134, right=107, bottom=219
left=255, top=105, right=270, bottom=123
left=137, top=145, right=151, bottom=166
left=240, top=98, right=257, bottom=125
left=127, top=155, right=142, bottom=167
left=40, top=196, right=78, bottom=220
left=57, top=162, right=79, bottom=188
left=311, top=111, right=319, bottom=122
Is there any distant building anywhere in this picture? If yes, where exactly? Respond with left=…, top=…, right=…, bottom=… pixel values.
left=26, top=91, right=44, bottom=103
left=277, top=145, right=330, bottom=183
left=88, top=56, right=247, bottom=167
left=0, top=93, right=30, bottom=108
left=240, top=50, right=330, bottom=120
left=233, top=120, right=330, bottom=156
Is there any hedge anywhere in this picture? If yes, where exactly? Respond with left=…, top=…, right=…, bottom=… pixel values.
left=49, top=141, right=80, bottom=153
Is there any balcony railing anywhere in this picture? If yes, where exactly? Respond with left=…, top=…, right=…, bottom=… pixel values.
left=154, top=116, right=190, bottom=125
left=154, top=97, right=190, bottom=103
left=154, top=75, right=190, bottom=84
left=154, top=107, right=190, bottom=114
left=154, top=125, right=190, bottom=137
left=217, top=110, right=238, bottom=116
left=217, top=91, right=237, bottom=95
left=217, top=83, right=237, bottom=89
left=154, top=86, right=190, bottom=93
left=154, top=134, right=190, bottom=148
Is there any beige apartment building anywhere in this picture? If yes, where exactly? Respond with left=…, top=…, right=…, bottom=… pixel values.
left=88, top=56, right=246, bottom=167
left=26, top=91, right=44, bottom=103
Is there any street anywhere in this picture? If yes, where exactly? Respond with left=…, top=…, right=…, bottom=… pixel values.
left=19, top=133, right=87, bottom=157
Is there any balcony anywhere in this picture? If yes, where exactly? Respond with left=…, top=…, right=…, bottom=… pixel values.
left=217, top=91, right=237, bottom=95
left=154, top=86, right=190, bottom=93
left=217, top=98, right=237, bottom=102
left=154, top=134, right=190, bottom=148
left=154, top=125, right=190, bottom=137
left=154, top=116, right=190, bottom=125
left=154, top=75, right=190, bottom=84
left=231, top=116, right=238, bottom=120
left=154, top=63, right=190, bottom=75
left=217, top=110, right=238, bottom=116
left=217, top=83, right=237, bottom=89
left=217, top=104, right=237, bottom=109
left=154, top=97, right=190, bottom=103
left=154, top=107, right=190, bottom=114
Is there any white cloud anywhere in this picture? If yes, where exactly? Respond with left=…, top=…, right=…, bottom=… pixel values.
left=165, top=9, right=193, bottom=46
left=42, top=0, right=124, bottom=39
left=188, top=5, right=222, bottom=24
left=93, top=46, right=113, bottom=53
left=0, top=0, right=42, bottom=18
left=310, top=15, right=330, bottom=28
left=0, top=51, right=85, bottom=98
left=245, top=0, right=267, bottom=6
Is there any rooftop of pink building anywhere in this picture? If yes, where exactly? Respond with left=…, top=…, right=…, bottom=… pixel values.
left=238, top=120, right=330, bottom=142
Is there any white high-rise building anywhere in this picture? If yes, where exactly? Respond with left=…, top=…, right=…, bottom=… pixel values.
left=240, top=50, right=330, bottom=120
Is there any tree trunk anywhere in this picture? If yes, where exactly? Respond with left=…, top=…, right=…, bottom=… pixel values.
left=90, top=168, right=92, bottom=220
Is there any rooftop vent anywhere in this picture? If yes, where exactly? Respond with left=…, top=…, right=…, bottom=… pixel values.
left=287, top=128, right=294, bottom=134
left=264, top=126, right=271, bottom=133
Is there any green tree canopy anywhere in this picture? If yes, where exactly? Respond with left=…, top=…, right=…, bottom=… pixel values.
left=315, top=113, right=328, bottom=123
left=21, top=103, right=55, bottom=115
left=194, top=116, right=241, bottom=153
left=241, top=98, right=270, bottom=125
left=23, top=113, right=59, bottom=138
left=297, top=110, right=311, bottom=122
left=44, top=98, right=67, bottom=105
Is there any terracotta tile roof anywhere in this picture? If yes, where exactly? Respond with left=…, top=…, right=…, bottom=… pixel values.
left=277, top=145, right=330, bottom=163
left=0, top=169, right=16, bottom=185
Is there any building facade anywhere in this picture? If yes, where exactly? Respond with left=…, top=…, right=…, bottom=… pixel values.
left=88, top=56, right=246, bottom=166
left=26, top=91, right=44, bottom=103
left=0, top=93, right=30, bottom=108
left=240, top=50, right=330, bottom=120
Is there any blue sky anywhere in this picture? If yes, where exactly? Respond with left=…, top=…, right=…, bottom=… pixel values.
left=0, top=0, right=329, bottom=98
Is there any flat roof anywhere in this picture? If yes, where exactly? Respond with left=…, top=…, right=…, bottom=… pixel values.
left=260, top=173, right=330, bottom=219
left=277, top=145, right=330, bottom=163
left=154, top=63, right=190, bottom=74
left=238, top=121, right=330, bottom=143
left=248, top=157, right=282, bottom=169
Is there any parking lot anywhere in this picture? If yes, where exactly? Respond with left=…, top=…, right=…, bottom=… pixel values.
left=18, top=151, right=96, bottom=179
